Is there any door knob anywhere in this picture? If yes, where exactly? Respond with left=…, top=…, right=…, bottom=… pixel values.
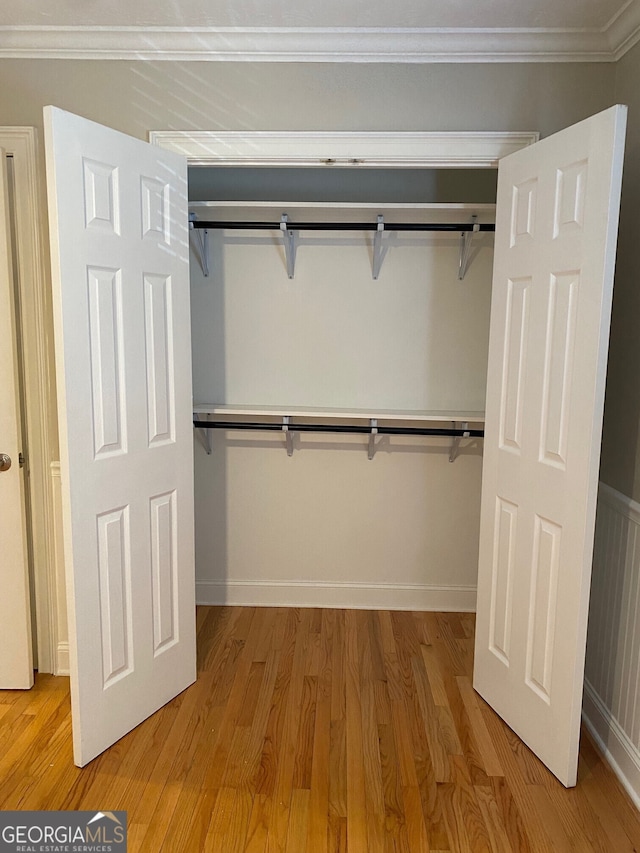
left=0, top=453, right=11, bottom=472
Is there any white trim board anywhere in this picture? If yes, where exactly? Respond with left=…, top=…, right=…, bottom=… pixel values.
left=49, top=462, right=69, bottom=677
left=196, top=580, right=477, bottom=611
left=581, top=481, right=640, bottom=809
left=151, top=130, right=539, bottom=168
left=598, top=478, right=640, bottom=523
left=55, top=642, right=70, bottom=677
left=583, top=680, right=640, bottom=810
left=1, top=15, right=640, bottom=62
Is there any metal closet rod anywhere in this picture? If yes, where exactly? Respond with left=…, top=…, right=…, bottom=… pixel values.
left=191, top=220, right=495, bottom=233
left=192, top=420, right=484, bottom=437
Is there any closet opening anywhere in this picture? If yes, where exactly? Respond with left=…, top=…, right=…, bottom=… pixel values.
left=187, top=165, right=497, bottom=611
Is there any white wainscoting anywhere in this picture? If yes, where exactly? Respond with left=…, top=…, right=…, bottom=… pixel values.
left=196, top=580, right=477, bottom=612
left=55, top=642, right=70, bottom=676
left=583, top=482, right=640, bottom=809
left=50, top=462, right=70, bottom=676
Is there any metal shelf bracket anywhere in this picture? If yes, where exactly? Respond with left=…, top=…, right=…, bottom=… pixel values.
left=449, top=422, right=470, bottom=462
left=189, top=212, right=209, bottom=277
left=368, top=419, right=378, bottom=460
left=280, top=214, right=297, bottom=279
left=283, top=416, right=294, bottom=456
left=372, top=215, right=385, bottom=280
left=458, top=215, right=480, bottom=281
left=197, top=427, right=212, bottom=455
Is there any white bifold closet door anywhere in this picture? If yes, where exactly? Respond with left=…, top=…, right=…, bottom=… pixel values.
left=0, top=148, right=33, bottom=690
left=44, top=105, right=625, bottom=782
left=474, top=105, right=626, bottom=787
left=44, top=106, right=196, bottom=767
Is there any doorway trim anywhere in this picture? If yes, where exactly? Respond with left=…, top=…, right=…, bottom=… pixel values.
left=0, top=128, right=56, bottom=674
left=149, top=127, right=539, bottom=608
left=149, top=130, right=539, bottom=168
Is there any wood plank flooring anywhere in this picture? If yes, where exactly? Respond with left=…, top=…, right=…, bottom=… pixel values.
left=1, top=606, right=639, bottom=852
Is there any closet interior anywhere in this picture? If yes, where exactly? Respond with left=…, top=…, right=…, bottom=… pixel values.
left=187, top=165, right=498, bottom=609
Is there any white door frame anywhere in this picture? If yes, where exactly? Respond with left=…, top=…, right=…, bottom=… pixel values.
left=0, top=129, right=56, bottom=675
left=149, top=130, right=538, bottom=168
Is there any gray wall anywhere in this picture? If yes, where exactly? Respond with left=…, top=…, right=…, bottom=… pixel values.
left=600, top=40, right=640, bottom=500
left=0, top=60, right=615, bottom=138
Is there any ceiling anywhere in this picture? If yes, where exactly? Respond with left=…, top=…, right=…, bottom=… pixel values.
left=0, top=0, right=639, bottom=62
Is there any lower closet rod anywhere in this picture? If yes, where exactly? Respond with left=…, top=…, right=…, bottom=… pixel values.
left=192, top=421, right=484, bottom=438
left=191, top=221, right=495, bottom=232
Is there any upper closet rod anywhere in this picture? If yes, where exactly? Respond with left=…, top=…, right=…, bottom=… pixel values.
left=188, top=214, right=493, bottom=280
left=191, top=220, right=495, bottom=232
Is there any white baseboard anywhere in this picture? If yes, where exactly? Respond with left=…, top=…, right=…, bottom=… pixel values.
left=582, top=679, right=640, bottom=810
left=582, top=482, right=640, bottom=808
left=195, top=579, right=476, bottom=611
left=55, top=642, right=70, bottom=677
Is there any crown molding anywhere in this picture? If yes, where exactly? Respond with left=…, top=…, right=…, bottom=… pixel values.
left=606, top=0, right=640, bottom=58
left=0, top=17, right=639, bottom=63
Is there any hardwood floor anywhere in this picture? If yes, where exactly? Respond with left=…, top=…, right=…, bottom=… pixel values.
left=1, top=606, right=639, bottom=852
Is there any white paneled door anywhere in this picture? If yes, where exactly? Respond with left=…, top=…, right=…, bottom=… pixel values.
left=0, top=149, right=33, bottom=690
left=474, top=105, right=626, bottom=786
left=44, top=107, right=196, bottom=767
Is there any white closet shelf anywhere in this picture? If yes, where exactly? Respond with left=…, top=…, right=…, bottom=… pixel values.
left=193, top=404, right=485, bottom=422
left=188, top=201, right=496, bottom=225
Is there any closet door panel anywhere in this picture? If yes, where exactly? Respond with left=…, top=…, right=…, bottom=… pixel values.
left=45, top=106, right=195, bottom=768
left=474, top=105, right=626, bottom=788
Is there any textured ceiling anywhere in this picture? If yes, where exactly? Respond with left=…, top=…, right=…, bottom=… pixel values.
left=0, top=0, right=629, bottom=30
